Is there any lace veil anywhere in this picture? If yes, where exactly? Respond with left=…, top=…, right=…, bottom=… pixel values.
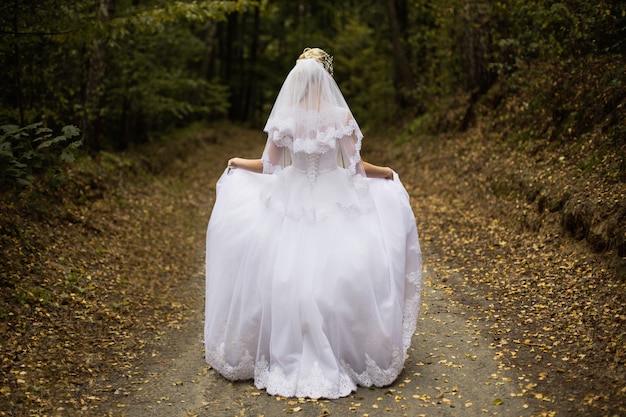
left=261, top=58, right=365, bottom=178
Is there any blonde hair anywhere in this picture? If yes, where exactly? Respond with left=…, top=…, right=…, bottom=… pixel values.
left=297, top=47, right=333, bottom=75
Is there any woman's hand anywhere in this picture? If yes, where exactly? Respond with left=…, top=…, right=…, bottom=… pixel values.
left=227, top=158, right=237, bottom=174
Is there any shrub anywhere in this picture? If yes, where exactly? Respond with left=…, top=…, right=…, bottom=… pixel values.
left=0, top=123, right=81, bottom=189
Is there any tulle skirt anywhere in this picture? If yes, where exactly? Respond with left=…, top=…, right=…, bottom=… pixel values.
left=204, top=167, right=422, bottom=399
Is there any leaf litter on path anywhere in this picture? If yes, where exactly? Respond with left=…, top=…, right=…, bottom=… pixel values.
left=1, top=125, right=623, bottom=416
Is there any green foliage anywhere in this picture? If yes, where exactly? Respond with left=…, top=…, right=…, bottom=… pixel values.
left=111, top=0, right=254, bottom=39
left=0, top=1, right=85, bottom=128
left=99, top=1, right=253, bottom=146
left=102, top=23, right=230, bottom=147
left=490, top=0, right=626, bottom=74
left=333, top=14, right=395, bottom=128
left=1, top=0, right=624, bottom=153
left=0, top=0, right=251, bottom=150
left=0, top=123, right=81, bottom=189
left=406, top=1, right=466, bottom=101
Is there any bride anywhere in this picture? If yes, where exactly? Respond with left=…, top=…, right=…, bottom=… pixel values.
left=204, top=47, right=422, bottom=399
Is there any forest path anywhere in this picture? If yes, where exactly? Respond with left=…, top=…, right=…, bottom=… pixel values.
left=3, top=125, right=622, bottom=417
left=106, top=126, right=551, bottom=417
left=113, top=267, right=548, bottom=417
left=113, top=266, right=547, bottom=417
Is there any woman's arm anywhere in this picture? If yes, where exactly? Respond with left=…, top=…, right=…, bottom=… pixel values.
left=362, top=161, right=394, bottom=180
left=228, top=157, right=263, bottom=173
left=227, top=157, right=391, bottom=178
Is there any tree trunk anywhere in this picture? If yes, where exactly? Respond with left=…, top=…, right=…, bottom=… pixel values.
left=223, top=14, right=241, bottom=121
left=200, top=21, right=218, bottom=80
left=462, top=1, right=494, bottom=95
left=80, top=0, right=115, bottom=151
left=384, top=0, right=418, bottom=110
left=242, top=7, right=260, bottom=122
left=236, top=13, right=247, bottom=122
left=12, top=0, right=24, bottom=125
left=460, top=1, right=494, bottom=130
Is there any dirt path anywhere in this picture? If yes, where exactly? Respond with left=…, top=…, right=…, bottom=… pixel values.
left=101, top=126, right=559, bottom=417
left=7, top=124, right=622, bottom=416
left=113, top=265, right=552, bottom=417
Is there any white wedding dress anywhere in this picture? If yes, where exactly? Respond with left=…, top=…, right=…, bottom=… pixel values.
left=204, top=58, right=422, bottom=399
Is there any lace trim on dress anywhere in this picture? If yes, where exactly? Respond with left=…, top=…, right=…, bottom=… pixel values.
left=205, top=343, right=255, bottom=380
left=255, top=358, right=356, bottom=399
left=207, top=344, right=415, bottom=399
left=403, top=270, right=423, bottom=352
left=341, top=349, right=405, bottom=388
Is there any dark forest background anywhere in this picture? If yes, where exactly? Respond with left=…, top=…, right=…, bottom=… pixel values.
left=1, top=0, right=624, bottom=188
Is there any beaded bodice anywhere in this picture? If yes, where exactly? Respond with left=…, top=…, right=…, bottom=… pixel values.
left=291, top=149, right=339, bottom=188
